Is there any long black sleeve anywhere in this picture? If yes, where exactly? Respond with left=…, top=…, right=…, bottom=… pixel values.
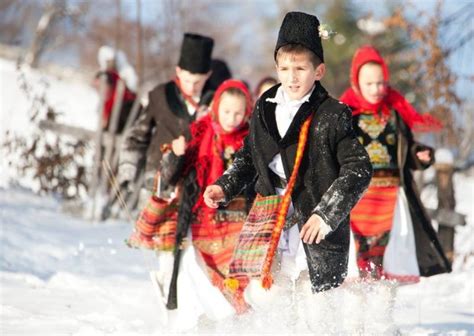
left=312, top=107, right=373, bottom=231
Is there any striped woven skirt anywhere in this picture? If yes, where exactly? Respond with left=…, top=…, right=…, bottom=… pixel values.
left=350, top=184, right=398, bottom=279
left=191, top=198, right=249, bottom=313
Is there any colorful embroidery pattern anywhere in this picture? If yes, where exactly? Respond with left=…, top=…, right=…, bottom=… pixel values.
left=365, top=141, right=391, bottom=168
left=358, top=114, right=388, bottom=139
left=356, top=112, right=398, bottom=170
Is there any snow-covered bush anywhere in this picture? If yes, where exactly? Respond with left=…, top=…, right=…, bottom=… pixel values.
left=2, top=63, right=89, bottom=199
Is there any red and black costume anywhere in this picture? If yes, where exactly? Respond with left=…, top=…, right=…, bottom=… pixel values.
left=340, top=45, right=451, bottom=281
left=97, top=70, right=136, bottom=134
left=161, top=80, right=253, bottom=313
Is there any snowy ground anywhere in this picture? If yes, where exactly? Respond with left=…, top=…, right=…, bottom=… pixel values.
left=1, top=58, right=473, bottom=335
left=1, top=177, right=473, bottom=335
left=0, top=188, right=159, bottom=335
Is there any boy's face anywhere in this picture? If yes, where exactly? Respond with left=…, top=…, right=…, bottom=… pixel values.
left=275, top=52, right=325, bottom=101
left=217, top=92, right=246, bottom=132
left=176, top=66, right=211, bottom=97
left=358, top=63, right=386, bottom=104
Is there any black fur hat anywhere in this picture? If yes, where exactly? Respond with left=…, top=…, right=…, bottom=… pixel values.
left=274, top=12, right=324, bottom=63
left=178, top=33, right=214, bottom=74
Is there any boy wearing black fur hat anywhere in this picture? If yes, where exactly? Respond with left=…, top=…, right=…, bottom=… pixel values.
left=118, top=33, right=214, bottom=195
left=204, top=12, right=372, bottom=302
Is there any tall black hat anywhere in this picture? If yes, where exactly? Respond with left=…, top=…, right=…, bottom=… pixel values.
left=274, top=12, right=324, bottom=63
left=203, top=59, right=232, bottom=92
left=178, top=33, right=214, bottom=74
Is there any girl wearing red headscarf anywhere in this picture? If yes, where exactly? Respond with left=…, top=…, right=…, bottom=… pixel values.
left=340, top=45, right=451, bottom=283
left=159, top=79, right=253, bottom=330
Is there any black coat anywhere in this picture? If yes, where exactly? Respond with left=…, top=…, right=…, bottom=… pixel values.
left=215, top=82, right=373, bottom=292
left=390, top=114, right=451, bottom=276
left=119, top=81, right=211, bottom=189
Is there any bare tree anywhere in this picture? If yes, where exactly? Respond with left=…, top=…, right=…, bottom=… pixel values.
left=114, top=0, right=122, bottom=52
left=385, top=1, right=473, bottom=155
left=136, top=0, right=144, bottom=86
left=0, top=0, right=35, bottom=46
left=24, top=0, right=87, bottom=68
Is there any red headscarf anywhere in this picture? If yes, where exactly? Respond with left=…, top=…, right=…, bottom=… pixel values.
left=185, top=79, right=252, bottom=212
left=340, top=45, right=442, bottom=132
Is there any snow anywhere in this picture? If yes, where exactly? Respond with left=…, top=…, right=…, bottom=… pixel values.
left=436, top=148, right=455, bottom=165
left=0, top=58, right=99, bottom=189
left=0, top=58, right=98, bottom=135
left=1, top=58, right=473, bottom=335
left=0, top=189, right=161, bottom=335
left=1, top=186, right=473, bottom=334
left=98, top=46, right=138, bottom=92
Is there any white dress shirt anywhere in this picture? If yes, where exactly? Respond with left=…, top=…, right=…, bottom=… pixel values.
left=265, top=85, right=331, bottom=280
left=184, top=96, right=200, bottom=116
left=266, top=85, right=314, bottom=179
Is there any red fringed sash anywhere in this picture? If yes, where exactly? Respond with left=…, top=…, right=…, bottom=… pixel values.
left=226, top=113, right=314, bottom=290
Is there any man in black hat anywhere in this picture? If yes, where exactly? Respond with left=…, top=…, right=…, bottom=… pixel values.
left=204, top=11, right=372, bottom=299
left=117, top=33, right=214, bottom=196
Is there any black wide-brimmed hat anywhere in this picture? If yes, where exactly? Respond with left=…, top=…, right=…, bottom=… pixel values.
left=274, top=11, right=324, bottom=63
left=178, top=33, right=214, bottom=74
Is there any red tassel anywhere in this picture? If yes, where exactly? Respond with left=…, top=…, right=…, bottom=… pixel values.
left=224, top=278, right=240, bottom=292
left=260, top=115, right=313, bottom=290
left=261, top=274, right=273, bottom=289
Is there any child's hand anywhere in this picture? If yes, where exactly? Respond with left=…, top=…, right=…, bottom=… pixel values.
left=171, top=136, right=186, bottom=156
left=203, top=185, right=225, bottom=208
left=416, top=149, right=431, bottom=163
left=300, top=214, right=331, bottom=244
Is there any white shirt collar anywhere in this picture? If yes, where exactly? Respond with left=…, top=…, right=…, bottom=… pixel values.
left=266, top=85, right=314, bottom=106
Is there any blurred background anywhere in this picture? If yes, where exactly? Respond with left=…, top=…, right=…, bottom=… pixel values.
left=1, top=0, right=473, bottom=213
left=1, top=2, right=472, bottom=141
left=0, top=1, right=473, bottom=334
